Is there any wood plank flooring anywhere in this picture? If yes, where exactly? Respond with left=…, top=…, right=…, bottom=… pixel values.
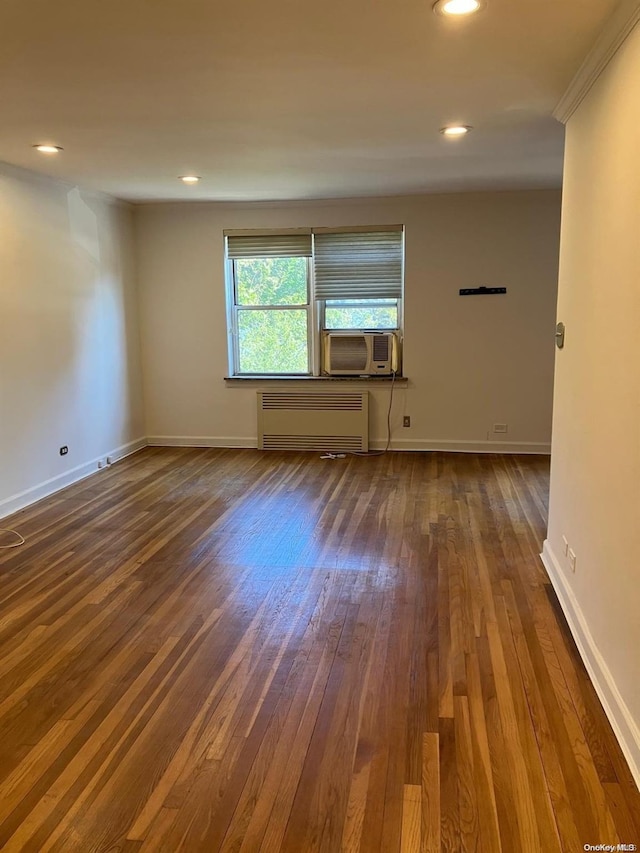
left=0, top=447, right=638, bottom=852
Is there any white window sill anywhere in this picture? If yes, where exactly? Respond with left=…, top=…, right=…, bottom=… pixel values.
left=224, top=375, right=406, bottom=383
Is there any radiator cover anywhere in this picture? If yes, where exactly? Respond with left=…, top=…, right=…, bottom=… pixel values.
left=257, top=391, right=369, bottom=451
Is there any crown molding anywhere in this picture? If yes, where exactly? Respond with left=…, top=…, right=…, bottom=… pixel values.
left=554, top=0, right=640, bottom=124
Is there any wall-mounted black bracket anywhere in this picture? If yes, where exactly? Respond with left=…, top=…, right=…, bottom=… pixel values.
left=459, top=286, right=507, bottom=296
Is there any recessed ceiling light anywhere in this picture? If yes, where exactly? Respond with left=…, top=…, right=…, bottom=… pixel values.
left=440, top=125, right=473, bottom=137
left=33, top=144, right=63, bottom=154
left=433, top=0, right=484, bottom=16
left=179, top=175, right=201, bottom=184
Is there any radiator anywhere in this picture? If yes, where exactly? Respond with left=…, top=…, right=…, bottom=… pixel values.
left=257, top=391, right=369, bottom=451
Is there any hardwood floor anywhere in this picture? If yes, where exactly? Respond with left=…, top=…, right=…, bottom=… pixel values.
left=0, top=448, right=638, bottom=852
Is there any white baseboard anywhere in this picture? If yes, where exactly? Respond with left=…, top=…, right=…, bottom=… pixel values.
left=147, top=435, right=551, bottom=455
left=373, top=438, right=551, bottom=454
left=0, top=437, right=148, bottom=521
left=541, top=540, right=640, bottom=790
left=106, top=437, right=148, bottom=463
left=147, top=435, right=257, bottom=449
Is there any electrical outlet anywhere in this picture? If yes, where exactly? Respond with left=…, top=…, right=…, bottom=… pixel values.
left=403, top=416, right=411, bottom=428
left=59, top=446, right=68, bottom=456
left=562, top=535, right=569, bottom=556
left=493, top=423, right=508, bottom=434
left=568, top=548, right=577, bottom=572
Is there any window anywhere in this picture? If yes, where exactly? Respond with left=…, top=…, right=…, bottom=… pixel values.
left=324, top=298, right=398, bottom=330
left=225, top=227, right=403, bottom=376
left=314, top=229, right=403, bottom=336
left=234, top=257, right=310, bottom=374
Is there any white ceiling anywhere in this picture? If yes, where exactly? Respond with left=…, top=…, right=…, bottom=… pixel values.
left=0, top=0, right=619, bottom=202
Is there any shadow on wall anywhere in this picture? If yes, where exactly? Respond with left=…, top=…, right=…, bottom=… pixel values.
left=0, top=164, right=142, bottom=505
left=67, top=187, right=141, bottom=452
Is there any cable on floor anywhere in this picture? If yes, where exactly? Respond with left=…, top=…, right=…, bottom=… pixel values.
left=0, top=529, right=25, bottom=549
left=321, top=370, right=397, bottom=459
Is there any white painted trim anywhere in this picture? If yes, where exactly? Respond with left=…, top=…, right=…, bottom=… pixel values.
left=106, top=437, right=148, bottom=463
left=554, top=0, right=640, bottom=123
left=0, top=437, right=147, bottom=521
left=147, top=435, right=550, bottom=454
left=540, top=541, right=640, bottom=790
left=374, top=438, right=551, bottom=454
left=147, top=435, right=257, bottom=449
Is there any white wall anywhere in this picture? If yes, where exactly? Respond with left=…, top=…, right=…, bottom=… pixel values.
left=135, top=190, right=561, bottom=451
left=0, top=164, right=145, bottom=518
left=543, top=22, right=640, bottom=784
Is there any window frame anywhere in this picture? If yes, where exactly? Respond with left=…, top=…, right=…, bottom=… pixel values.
left=227, top=256, right=315, bottom=376
left=319, top=297, right=402, bottom=333
left=224, top=230, right=404, bottom=378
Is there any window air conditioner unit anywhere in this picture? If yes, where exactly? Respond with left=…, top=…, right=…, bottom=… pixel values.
left=323, top=331, right=399, bottom=376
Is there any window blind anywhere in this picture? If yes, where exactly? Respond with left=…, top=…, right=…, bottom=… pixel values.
left=313, top=229, right=403, bottom=300
left=227, top=233, right=312, bottom=259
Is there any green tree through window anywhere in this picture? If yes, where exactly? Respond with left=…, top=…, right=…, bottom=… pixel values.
left=324, top=299, right=397, bottom=329
left=235, top=258, right=310, bottom=374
